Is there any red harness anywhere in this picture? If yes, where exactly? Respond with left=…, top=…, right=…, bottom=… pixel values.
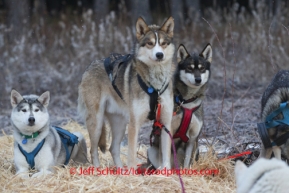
left=150, top=103, right=170, bottom=146
left=173, top=105, right=200, bottom=143
left=150, top=104, right=200, bottom=145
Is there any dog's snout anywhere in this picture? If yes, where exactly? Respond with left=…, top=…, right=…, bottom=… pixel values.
left=156, top=52, right=163, bottom=60
left=195, top=77, right=202, bottom=84
left=28, top=117, right=35, bottom=124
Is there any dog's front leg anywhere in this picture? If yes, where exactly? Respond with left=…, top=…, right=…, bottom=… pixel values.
left=15, top=167, right=30, bottom=178
left=14, top=147, right=30, bottom=178
left=184, top=138, right=196, bottom=168
left=160, top=128, right=171, bottom=169
left=184, top=116, right=203, bottom=168
left=273, top=146, right=282, bottom=159
left=32, top=169, right=53, bottom=178
left=127, top=100, right=147, bottom=168
left=32, top=147, right=54, bottom=178
left=259, top=147, right=273, bottom=159
left=160, top=93, right=174, bottom=169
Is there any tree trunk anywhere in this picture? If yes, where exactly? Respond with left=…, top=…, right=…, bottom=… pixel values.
left=185, top=0, right=200, bottom=11
left=93, top=0, right=109, bottom=22
left=171, top=0, right=183, bottom=32
left=130, top=0, right=152, bottom=24
left=267, top=0, right=280, bottom=17
left=6, top=0, right=30, bottom=41
left=35, top=0, right=46, bottom=16
left=185, top=0, right=200, bottom=20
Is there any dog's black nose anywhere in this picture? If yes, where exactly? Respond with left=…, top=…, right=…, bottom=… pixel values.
left=28, top=117, right=35, bottom=124
left=156, top=52, right=163, bottom=60
left=195, top=77, right=202, bottom=84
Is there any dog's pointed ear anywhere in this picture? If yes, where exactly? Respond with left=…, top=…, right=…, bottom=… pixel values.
left=200, top=43, right=212, bottom=63
left=38, top=91, right=50, bottom=107
left=136, top=17, right=150, bottom=41
left=11, top=90, right=23, bottom=108
left=160, top=16, right=174, bottom=38
left=177, top=44, right=189, bottom=63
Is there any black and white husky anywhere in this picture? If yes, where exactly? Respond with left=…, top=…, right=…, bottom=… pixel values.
left=148, top=44, right=212, bottom=168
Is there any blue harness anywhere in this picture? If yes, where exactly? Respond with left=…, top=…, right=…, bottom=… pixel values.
left=265, top=102, right=289, bottom=128
left=257, top=102, right=289, bottom=148
left=18, top=126, right=79, bottom=169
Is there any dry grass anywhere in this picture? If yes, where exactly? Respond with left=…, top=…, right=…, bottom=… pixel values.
left=2, top=2, right=288, bottom=191
left=0, top=121, right=236, bottom=193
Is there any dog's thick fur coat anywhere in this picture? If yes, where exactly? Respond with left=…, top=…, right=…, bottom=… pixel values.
left=78, top=17, right=175, bottom=168
left=235, top=158, right=289, bottom=193
left=259, top=70, right=289, bottom=160
left=147, top=44, right=212, bottom=168
left=11, top=90, right=87, bottom=177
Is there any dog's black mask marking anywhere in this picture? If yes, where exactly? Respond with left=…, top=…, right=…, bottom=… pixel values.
left=178, top=53, right=211, bottom=73
left=17, top=97, right=44, bottom=112
left=177, top=53, right=211, bottom=85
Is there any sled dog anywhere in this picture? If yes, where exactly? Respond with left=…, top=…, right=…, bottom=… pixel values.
left=147, top=44, right=212, bottom=168
left=78, top=17, right=175, bottom=168
left=258, top=70, right=289, bottom=160
left=11, top=90, right=87, bottom=177
left=235, top=158, right=289, bottom=193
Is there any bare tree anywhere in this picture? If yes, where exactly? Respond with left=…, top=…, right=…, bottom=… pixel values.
left=130, top=0, right=152, bottom=24
left=267, top=0, right=280, bottom=17
left=6, top=0, right=30, bottom=41
left=267, top=0, right=280, bottom=30
left=170, top=0, right=183, bottom=32
left=185, top=0, right=200, bottom=21
left=35, top=0, right=46, bottom=15
left=185, top=0, right=200, bottom=12
left=94, top=0, right=109, bottom=22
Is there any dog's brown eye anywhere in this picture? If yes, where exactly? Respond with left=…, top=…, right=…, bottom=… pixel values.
left=161, top=42, right=167, bottom=46
left=35, top=109, right=39, bottom=112
left=187, top=67, right=193, bottom=72
left=147, top=42, right=153, bottom=46
left=22, top=109, right=27, bottom=112
left=199, top=66, right=205, bottom=71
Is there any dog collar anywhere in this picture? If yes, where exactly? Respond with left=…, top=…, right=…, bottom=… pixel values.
left=175, top=95, right=199, bottom=105
left=175, top=89, right=200, bottom=105
left=20, top=132, right=40, bottom=144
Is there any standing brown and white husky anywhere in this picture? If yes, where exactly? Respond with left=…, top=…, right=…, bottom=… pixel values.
left=148, top=44, right=212, bottom=168
left=78, top=17, right=175, bottom=168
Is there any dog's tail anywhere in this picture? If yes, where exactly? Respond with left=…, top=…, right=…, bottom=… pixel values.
left=78, top=86, right=107, bottom=153
left=98, top=124, right=107, bottom=153
left=77, top=91, right=87, bottom=122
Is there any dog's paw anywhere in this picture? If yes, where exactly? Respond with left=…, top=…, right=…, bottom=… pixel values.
left=31, top=170, right=53, bottom=178
left=15, top=171, right=30, bottom=179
